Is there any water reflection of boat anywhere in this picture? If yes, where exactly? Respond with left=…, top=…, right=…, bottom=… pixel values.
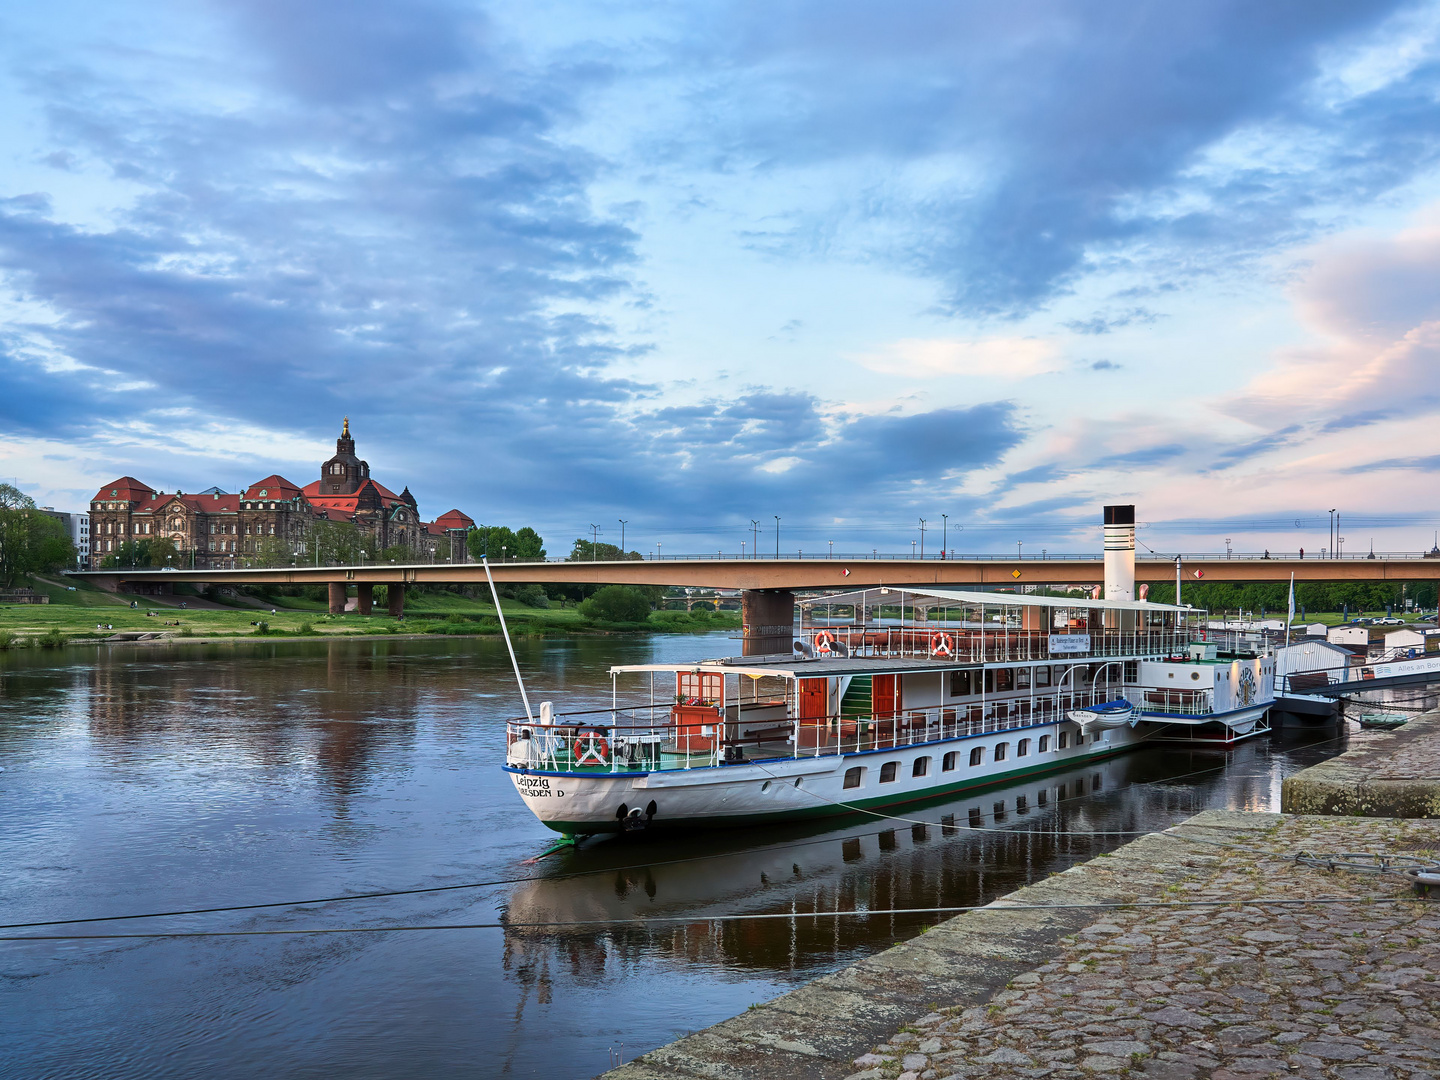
left=502, top=754, right=1137, bottom=937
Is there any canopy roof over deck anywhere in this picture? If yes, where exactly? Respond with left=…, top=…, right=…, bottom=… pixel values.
left=609, top=656, right=970, bottom=679
left=799, top=586, right=1190, bottom=614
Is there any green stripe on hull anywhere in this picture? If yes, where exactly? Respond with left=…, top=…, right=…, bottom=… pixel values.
left=533, top=742, right=1136, bottom=835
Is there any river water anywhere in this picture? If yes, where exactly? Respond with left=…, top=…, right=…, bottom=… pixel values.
left=0, top=634, right=1414, bottom=1079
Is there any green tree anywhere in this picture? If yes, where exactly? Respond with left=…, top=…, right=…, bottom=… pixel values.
left=578, top=584, right=653, bottom=623
left=313, top=519, right=367, bottom=565
left=245, top=535, right=294, bottom=568
left=378, top=543, right=411, bottom=564
left=569, top=538, right=641, bottom=562
left=468, top=524, right=545, bottom=562
left=0, top=485, right=77, bottom=585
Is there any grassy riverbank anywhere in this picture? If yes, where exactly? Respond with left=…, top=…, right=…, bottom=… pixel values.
left=0, top=576, right=740, bottom=648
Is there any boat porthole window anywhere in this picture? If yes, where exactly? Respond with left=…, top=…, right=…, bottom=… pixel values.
left=879, top=761, right=898, bottom=783
left=943, top=751, right=958, bottom=771
left=761, top=780, right=771, bottom=793
left=1017, top=738, right=1030, bottom=757
left=1039, top=735, right=1050, bottom=753
left=793, top=777, right=802, bottom=788
left=969, top=746, right=983, bottom=767
left=912, top=756, right=929, bottom=778
left=1192, top=671, right=1201, bottom=681
left=843, top=767, right=862, bottom=789
left=994, top=742, right=1007, bottom=762
left=1058, top=732, right=1069, bottom=749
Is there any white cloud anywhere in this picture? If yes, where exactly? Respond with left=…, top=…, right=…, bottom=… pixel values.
left=847, top=336, right=1062, bottom=379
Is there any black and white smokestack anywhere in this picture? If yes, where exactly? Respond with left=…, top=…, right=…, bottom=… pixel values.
left=1103, top=504, right=1136, bottom=602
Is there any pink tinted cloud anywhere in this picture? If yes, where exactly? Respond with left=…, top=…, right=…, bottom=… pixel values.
left=1229, top=210, right=1440, bottom=424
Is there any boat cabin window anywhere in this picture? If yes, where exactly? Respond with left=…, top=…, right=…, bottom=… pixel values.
left=1016, top=668, right=1030, bottom=689
left=942, top=751, right=958, bottom=771
left=879, top=761, right=898, bottom=783
left=983, top=669, right=994, bottom=693
left=969, top=746, right=984, bottom=767
left=1124, top=661, right=1138, bottom=681
left=843, top=767, right=863, bottom=789
left=994, top=742, right=1007, bottom=762
left=676, top=671, right=722, bottom=704
left=949, top=670, right=975, bottom=697
left=1058, top=731, right=1069, bottom=749
left=1017, top=738, right=1030, bottom=757
left=912, top=756, right=929, bottom=778
left=1038, top=734, right=1050, bottom=752
left=1035, top=667, right=1051, bottom=688
left=994, top=669, right=1013, bottom=693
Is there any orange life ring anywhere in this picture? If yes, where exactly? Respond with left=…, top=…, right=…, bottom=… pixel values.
left=573, top=731, right=609, bottom=765
left=929, top=631, right=954, bottom=657
left=814, top=630, right=837, bottom=655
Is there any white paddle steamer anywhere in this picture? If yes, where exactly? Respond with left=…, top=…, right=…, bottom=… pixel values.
left=505, top=585, right=1274, bottom=839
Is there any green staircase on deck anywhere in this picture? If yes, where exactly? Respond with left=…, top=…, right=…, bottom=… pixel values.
left=840, top=675, right=871, bottom=721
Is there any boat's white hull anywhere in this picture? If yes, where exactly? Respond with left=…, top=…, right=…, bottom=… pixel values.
left=1140, top=704, right=1272, bottom=742
left=507, top=721, right=1148, bottom=834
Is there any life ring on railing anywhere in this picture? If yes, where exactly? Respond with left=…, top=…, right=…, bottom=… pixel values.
left=814, top=630, right=837, bottom=655
left=573, top=730, right=610, bottom=766
left=929, top=631, right=954, bottom=658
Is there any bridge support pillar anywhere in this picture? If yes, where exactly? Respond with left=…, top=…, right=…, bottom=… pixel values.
left=328, top=583, right=346, bottom=614
left=742, top=589, right=795, bottom=656
left=355, top=583, right=374, bottom=616
left=387, top=584, right=405, bottom=617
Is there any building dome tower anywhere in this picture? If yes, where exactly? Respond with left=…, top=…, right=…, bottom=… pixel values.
left=320, top=416, right=371, bottom=495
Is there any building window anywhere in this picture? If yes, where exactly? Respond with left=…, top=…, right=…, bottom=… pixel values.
left=994, top=742, right=1007, bottom=762
left=1058, top=731, right=1069, bottom=749
left=943, top=752, right=957, bottom=771
left=1017, top=738, right=1030, bottom=757
left=912, top=757, right=929, bottom=778
left=879, top=762, right=898, bottom=783
left=843, top=767, right=863, bottom=789
left=969, top=746, right=984, bottom=767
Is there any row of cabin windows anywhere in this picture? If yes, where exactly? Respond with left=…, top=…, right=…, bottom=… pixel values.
left=842, top=730, right=1100, bottom=788
left=948, top=664, right=1138, bottom=696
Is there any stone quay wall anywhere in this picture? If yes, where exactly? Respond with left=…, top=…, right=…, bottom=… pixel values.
left=1282, top=709, right=1440, bottom=818
left=603, top=810, right=1438, bottom=1080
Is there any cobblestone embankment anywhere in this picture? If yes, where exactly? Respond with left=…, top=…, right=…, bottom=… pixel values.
left=1282, top=709, right=1440, bottom=818
left=603, top=811, right=1438, bottom=1080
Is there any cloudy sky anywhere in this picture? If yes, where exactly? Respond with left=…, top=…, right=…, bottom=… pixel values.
left=5, top=0, right=1440, bottom=557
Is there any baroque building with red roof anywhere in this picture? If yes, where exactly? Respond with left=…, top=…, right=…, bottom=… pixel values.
left=86, top=420, right=473, bottom=568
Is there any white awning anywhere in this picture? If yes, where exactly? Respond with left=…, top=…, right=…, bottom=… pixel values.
left=800, top=585, right=1188, bottom=613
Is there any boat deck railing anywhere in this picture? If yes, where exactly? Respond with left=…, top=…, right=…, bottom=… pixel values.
left=504, top=682, right=1174, bottom=773
left=800, top=627, right=1190, bottom=664
left=1138, top=688, right=1215, bottom=715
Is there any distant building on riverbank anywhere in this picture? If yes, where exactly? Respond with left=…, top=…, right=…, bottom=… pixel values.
left=86, top=419, right=473, bottom=569
left=40, top=507, right=89, bottom=567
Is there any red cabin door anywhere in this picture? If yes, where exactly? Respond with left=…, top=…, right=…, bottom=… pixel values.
left=798, top=677, right=828, bottom=748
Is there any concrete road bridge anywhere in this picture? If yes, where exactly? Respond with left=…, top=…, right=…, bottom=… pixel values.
left=73, top=553, right=1440, bottom=653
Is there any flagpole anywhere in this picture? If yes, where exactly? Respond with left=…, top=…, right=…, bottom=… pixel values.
left=1286, top=571, right=1294, bottom=647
